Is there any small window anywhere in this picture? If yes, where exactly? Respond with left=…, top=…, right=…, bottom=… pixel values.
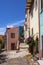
left=35, top=0, right=37, bottom=10
left=25, top=18, right=27, bottom=22
left=30, top=5, right=34, bottom=18
left=31, top=28, right=33, bottom=36
left=11, top=33, right=15, bottom=38
left=31, top=10, right=33, bottom=18
left=41, top=0, right=43, bottom=10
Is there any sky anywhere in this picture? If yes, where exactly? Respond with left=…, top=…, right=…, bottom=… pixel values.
left=0, top=0, right=26, bottom=35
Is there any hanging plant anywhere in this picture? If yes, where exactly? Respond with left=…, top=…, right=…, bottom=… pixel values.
left=26, top=36, right=35, bottom=46
left=25, top=36, right=36, bottom=54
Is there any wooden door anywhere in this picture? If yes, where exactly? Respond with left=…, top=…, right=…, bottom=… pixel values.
left=11, top=43, right=16, bottom=50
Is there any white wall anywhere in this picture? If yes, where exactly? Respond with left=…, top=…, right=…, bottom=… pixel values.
left=30, top=0, right=39, bottom=38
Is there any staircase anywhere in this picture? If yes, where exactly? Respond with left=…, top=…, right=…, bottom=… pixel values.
left=20, top=43, right=29, bottom=51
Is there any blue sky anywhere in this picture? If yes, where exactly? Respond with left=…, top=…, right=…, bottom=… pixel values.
left=0, top=0, right=26, bottom=35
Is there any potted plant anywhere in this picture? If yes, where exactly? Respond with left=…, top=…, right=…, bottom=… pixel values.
left=25, top=36, right=35, bottom=54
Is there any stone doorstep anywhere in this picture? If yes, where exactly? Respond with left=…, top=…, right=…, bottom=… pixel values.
left=37, top=60, right=43, bottom=65
left=33, top=63, right=38, bottom=65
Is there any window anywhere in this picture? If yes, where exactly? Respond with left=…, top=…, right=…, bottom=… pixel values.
left=11, top=33, right=15, bottom=38
left=30, top=4, right=34, bottom=18
left=31, top=9, right=33, bottom=18
left=41, top=0, right=43, bottom=10
left=35, top=0, right=37, bottom=10
left=25, top=18, right=27, bottom=22
left=31, top=28, right=33, bottom=36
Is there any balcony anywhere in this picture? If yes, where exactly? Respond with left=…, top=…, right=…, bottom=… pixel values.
left=26, top=0, right=34, bottom=12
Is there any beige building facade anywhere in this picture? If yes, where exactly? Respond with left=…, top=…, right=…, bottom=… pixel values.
left=24, top=0, right=40, bottom=54
left=24, top=0, right=40, bottom=39
left=30, top=0, right=40, bottom=39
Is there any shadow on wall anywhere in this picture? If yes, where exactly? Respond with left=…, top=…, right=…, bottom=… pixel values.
left=0, top=50, right=8, bottom=64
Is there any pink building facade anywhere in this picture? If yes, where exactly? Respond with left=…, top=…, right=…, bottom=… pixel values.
left=5, top=27, right=19, bottom=50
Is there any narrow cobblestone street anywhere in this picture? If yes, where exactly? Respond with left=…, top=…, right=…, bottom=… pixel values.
left=0, top=43, right=39, bottom=65
left=0, top=57, right=39, bottom=65
left=0, top=50, right=39, bottom=65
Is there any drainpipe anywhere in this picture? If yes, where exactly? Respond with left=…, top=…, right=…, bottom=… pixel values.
left=7, top=32, right=8, bottom=51
left=38, top=0, right=40, bottom=59
left=27, top=9, right=30, bottom=37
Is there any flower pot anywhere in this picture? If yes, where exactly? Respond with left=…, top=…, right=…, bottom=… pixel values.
left=29, top=45, right=33, bottom=54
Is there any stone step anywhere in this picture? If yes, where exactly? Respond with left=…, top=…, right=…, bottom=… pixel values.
left=20, top=48, right=28, bottom=52
left=20, top=43, right=27, bottom=46
left=20, top=43, right=29, bottom=49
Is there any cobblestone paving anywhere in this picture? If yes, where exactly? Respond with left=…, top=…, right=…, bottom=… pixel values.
left=0, top=51, right=39, bottom=65
left=22, top=55, right=39, bottom=65
left=0, top=57, right=39, bottom=65
left=0, top=58, right=28, bottom=65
